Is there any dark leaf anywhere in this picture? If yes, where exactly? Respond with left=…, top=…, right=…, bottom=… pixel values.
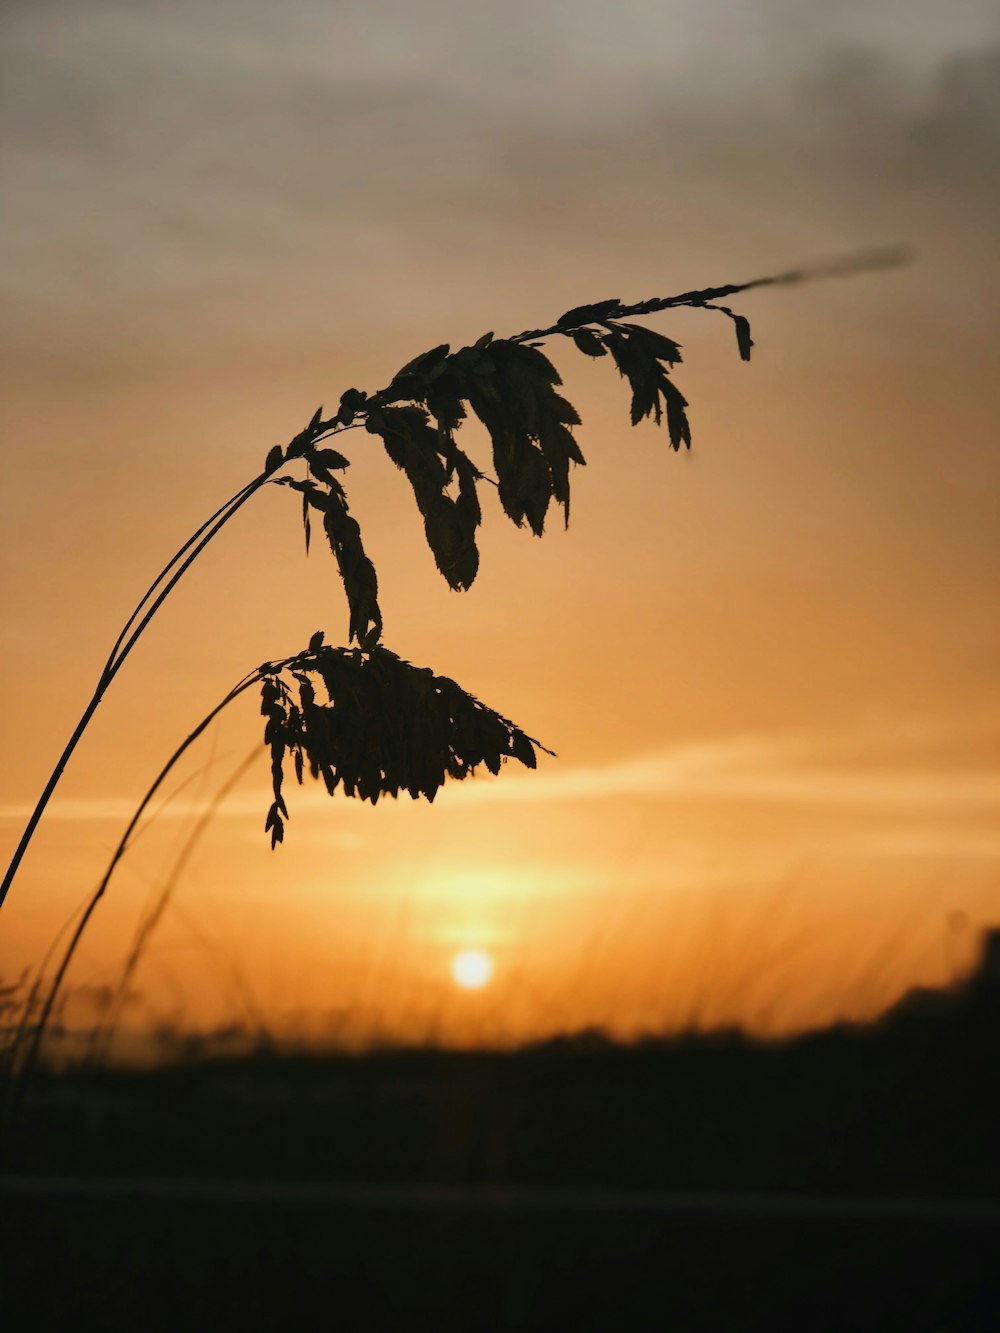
left=311, top=447, right=350, bottom=471
left=264, top=444, right=284, bottom=474
left=336, top=388, right=367, bottom=425
left=308, top=446, right=351, bottom=486
left=370, top=405, right=481, bottom=591
left=509, top=341, right=563, bottom=386
left=464, top=341, right=587, bottom=532
left=284, top=430, right=310, bottom=459
left=604, top=325, right=693, bottom=442
left=364, top=407, right=384, bottom=436
left=278, top=477, right=329, bottom=510
left=510, top=730, right=537, bottom=768
left=619, top=323, right=683, bottom=366
left=661, top=377, right=692, bottom=450
left=394, top=343, right=450, bottom=379
left=322, top=489, right=382, bottom=646
left=571, top=328, right=607, bottom=358
left=256, top=645, right=551, bottom=833
left=629, top=374, right=660, bottom=427
left=734, top=314, right=753, bottom=361
left=426, top=384, right=467, bottom=434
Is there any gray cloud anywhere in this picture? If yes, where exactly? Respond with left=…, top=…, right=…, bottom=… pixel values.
left=2, top=1, right=997, bottom=362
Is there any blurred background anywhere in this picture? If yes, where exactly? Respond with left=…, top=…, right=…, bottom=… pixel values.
left=1, top=0, right=998, bottom=1056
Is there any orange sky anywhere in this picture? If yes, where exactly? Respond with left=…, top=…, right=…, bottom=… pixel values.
left=1, top=2, right=998, bottom=1053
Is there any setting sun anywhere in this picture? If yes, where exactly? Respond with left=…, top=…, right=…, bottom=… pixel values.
left=450, top=949, right=494, bottom=991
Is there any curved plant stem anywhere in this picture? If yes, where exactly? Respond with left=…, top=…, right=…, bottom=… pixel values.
left=0, top=470, right=272, bottom=913
left=86, top=744, right=260, bottom=1069
left=101, top=476, right=264, bottom=677
left=1, top=896, right=87, bottom=1083
left=3, top=750, right=236, bottom=1084
left=106, top=474, right=271, bottom=684
left=1, top=252, right=909, bottom=917
left=5, top=668, right=267, bottom=1128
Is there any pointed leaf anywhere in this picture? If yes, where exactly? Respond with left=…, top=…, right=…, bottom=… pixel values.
left=394, top=343, right=451, bottom=379
left=734, top=314, right=753, bottom=361
left=311, top=447, right=350, bottom=471
left=571, top=328, right=607, bottom=357
left=510, top=729, right=537, bottom=768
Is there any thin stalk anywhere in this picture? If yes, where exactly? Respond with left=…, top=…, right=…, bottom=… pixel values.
left=0, top=896, right=88, bottom=1084
left=158, top=899, right=273, bottom=1054
left=3, top=750, right=236, bottom=1083
left=87, top=744, right=260, bottom=1069
left=0, top=470, right=271, bottom=913
left=2, top=256, right=904, bottom=916
left=5, top=667, right=267, bottom=1129
left=106, top=473, right=272, bottom=686
left=101, top=475, right=264, bottom=676
left=512, top=246, right=911, bottom=344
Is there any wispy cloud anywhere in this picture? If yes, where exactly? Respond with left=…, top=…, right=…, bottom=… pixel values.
left=6, top=714, right=999, bottom=823
left=435, top=748, right=1000, bottom=811
left=830, top=829, right=1000, bottom=860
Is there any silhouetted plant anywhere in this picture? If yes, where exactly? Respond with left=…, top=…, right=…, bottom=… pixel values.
left=260, top=636, right=550, bottom=838
left=84, top=745, right=262, bottom=1070
left=0, top=248, right=907, bottom=912
left=9, top=638, right=551, bottom=1106
left=0, top=249, right=910, bottom=1113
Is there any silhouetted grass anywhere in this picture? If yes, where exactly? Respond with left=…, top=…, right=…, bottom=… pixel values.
left=3, top=928, right=997, bottom=1329
left=6, top=928, right=1000, bottom=1190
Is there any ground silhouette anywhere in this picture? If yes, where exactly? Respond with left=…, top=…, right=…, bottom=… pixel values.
left=2, top=927, right=997, bottom=1330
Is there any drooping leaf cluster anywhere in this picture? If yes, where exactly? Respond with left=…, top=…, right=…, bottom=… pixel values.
left=260, top=635, right=551, bottom=847
left=3, top=253, right=909, bottom=1095
left=272, top=411, right=383, bottom=648
left=248, top=281, right=765, bottom=843
left=568, top=321, right=691, bottom=446
left=364, top=400, right=483, bottom=591
left=264, top=283, right=760, bottom=650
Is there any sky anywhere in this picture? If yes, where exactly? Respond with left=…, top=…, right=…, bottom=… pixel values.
left=1, top=1, right=998, bottom=1052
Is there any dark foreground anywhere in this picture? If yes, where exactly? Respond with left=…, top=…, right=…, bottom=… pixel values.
left=3, top=933, right=999, bottom=1330
left=4, top=1178, right=998, bottom=1332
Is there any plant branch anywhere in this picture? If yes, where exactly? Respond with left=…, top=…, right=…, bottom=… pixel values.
left=101, top=475, right=266, bottom=677
left=85, top=744, right=260, bottom=1069
left=4, top=668, right=269, bottom=1131
left=1, top=252, right=907, bottom=923
left=511, top=245, right=911, bottom=344
left=3, top=747, right=239, bottom=1084
left=0, top=471, right=273, bottom=914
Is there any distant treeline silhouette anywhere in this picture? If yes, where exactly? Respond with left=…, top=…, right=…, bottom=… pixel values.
left=5, top=924, right=998, bottom=1196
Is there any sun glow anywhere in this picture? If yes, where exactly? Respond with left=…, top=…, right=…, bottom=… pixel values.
left=450, top=948, right=494, bottom=990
